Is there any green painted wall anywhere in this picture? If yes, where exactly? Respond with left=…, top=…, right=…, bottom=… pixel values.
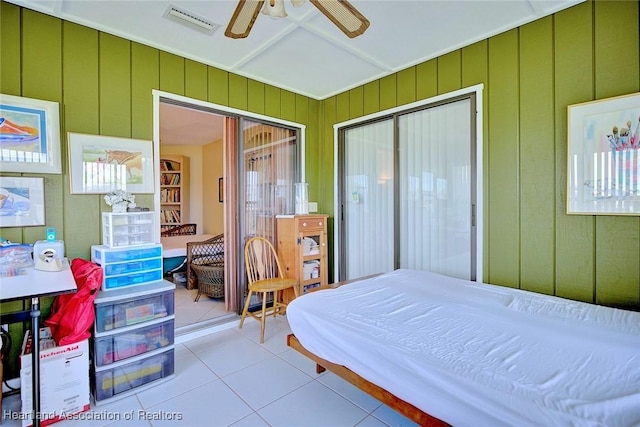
left=1, top=0, right=638, bottom=378
left=317, top=0, right=640, bottom=309
left=0, top=1, right=319, bottom=378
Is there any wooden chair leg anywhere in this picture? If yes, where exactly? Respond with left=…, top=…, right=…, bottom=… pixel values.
left=260, top=291, right=267, bottom=343
left=272, top=290, right=279, bottom=317
left=239, top=290, right=253, bottom=329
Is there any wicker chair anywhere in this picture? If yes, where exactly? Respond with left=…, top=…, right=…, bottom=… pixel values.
left=161, top=223, right=197, bottom=237
left=186, top=233, right=224, bottom=301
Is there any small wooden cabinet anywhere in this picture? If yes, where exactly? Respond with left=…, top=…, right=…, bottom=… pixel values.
left=276, top=214, right=328, bottom=303
left=159, top=155, right=189, bottom=233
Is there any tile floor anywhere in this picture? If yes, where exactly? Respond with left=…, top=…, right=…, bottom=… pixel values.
left=173, top=281, right=227, bottom=329
left=1, top=316, right=418, bottom=427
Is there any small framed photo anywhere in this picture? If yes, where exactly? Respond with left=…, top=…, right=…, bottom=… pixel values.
left=219, top=177, right=224, bottom=203
left=567, top=92, right=640, bottom=215
left=0, top=93, right=62, bottom=174
left=0, top=177, right=46, bottom=227
left=68, top=132, right=155, bottom=194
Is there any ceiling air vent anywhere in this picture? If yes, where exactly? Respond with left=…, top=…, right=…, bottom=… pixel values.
left=163, top=4, right=220, bottom=35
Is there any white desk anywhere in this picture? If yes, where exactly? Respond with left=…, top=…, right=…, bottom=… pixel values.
left=0, top=261, right=77, bottom=427
left=161, top=234, right=215, bottom=258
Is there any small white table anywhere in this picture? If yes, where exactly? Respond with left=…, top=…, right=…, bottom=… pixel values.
left=0, top=261, right=77, bottom=427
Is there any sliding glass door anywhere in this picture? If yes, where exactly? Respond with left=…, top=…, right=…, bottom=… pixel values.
left=340, top=95, right=477, bottom=281
left=238, top=118, right=300, bottom=309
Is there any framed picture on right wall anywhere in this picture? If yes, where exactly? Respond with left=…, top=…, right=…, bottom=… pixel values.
left=567, top=92, right=640, bottom=215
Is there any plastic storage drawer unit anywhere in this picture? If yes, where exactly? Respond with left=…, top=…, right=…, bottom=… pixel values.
left=92, top=244, right=163, bottom=291
left=102, top=212, right=156, bottom=247
left=94, top=348, right=174, bottom=402
left=94, top=318, right=174, bottom=367
left=94, top=283, right=175, bottom=333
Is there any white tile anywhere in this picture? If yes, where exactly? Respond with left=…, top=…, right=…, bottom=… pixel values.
left=371, top=404, right=420, bottom=427
left=145, top=379, right=253, bottom=427
left=182, top=328, right=243, bottom=354
left=172, top=342, right=194, bottom=361
left=278, top=348, right=327, bottom=378
left=194, top=335, right=274, bottom=377
left=318, top=371, right=382, bottom=413
left=258, top=381, right=368, bottom=427
left=135, top=352, right=218, bottom=409
left=237, top=314, right=290, bottom=345
left=228, top=412, right=270, bottom=427
left=47, top=395, right=145, bottom=427
left=223, top=356, right=312, bottom=410
left=356, top=415, right=391, bottom=427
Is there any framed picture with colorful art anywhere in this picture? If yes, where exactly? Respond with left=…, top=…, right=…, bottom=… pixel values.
left=567, top=92, right=640, bottom=215
left=0, top=93, right=62, bottom=174
left=68, top=132, right=155, bottom=194
left=0, top=176, right=46, bottom=227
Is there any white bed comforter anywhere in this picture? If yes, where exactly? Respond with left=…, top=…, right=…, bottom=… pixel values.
left=287, top=269, right=640, bottom=427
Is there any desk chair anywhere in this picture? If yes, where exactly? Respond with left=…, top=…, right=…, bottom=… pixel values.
left=240, top=237, right=298, bottom=343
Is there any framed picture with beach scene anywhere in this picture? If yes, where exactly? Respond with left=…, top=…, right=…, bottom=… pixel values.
left=0, top=93, right=62, bottom=174
left=68, top=132, right=154, bottom=194
left=0, top=177, right=45, bottom=227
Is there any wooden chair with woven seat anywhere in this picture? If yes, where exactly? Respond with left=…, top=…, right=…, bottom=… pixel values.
left=240, top=236, right=298, bottom=343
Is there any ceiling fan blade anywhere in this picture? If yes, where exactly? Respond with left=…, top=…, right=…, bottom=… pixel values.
left=309, top=0, right=369, bottom=38
left=225, top=0, right=265, bottom=39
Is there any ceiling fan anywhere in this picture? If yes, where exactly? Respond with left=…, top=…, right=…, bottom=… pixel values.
left=225, top=0, right=370, bottom=39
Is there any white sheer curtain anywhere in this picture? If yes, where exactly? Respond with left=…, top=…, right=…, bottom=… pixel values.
left=398, top=99, right=472, bottom=279
left=341, top=98, right=473, bottom=281
left=242, top=121, right=296, bottom=242
left=343, top=119, right=395, bottom=279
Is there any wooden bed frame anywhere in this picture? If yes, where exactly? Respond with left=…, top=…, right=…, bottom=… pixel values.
left=286, top=333, right=448, bottom=426
left=286, top=274, right=449, bottom=426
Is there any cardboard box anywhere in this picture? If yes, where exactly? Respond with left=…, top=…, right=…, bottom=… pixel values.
left=20, top=332, right=90, bottom=427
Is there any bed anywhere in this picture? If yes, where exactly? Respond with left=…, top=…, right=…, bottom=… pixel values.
left=286, top=269, right=640, bottom=427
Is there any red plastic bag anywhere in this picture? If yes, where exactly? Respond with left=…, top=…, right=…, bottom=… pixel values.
left=44, top=258, right=102, bottom=346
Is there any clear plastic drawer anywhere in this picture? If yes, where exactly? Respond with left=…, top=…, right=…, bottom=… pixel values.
left=95, top=290, right=174, bottom=333
left=94, top=319, right=174, bottom=367
left=94, top=348, right=174, bottom=402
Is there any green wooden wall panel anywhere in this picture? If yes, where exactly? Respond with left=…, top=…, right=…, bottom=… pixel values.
left=228, top=74, right=248, bottom=110
left=264, top=85, right=281, bottom=118
left=487, top=29, right=520, bottom=287
left=280, top=90, right=296, bottom=121
left=1, top=2, right=21, bottom=94
left=349, top=86, right=363, bottom=119
left=461, top=40, right=488, bottom=279
left=159, top=51, right=185, bottom=96
left=208, top=67, right=229, bottom=106
left=305, top=98, right=321, bottom=204
left=379, top=74, right=397, bottom=110
left=593, top=0, right=640, bottom=307
left=335, top=92, right=350, bottom=123
left=416, top=59, right=437, bottom=101
left=363, top=80, right=380, bottom=115
left=437, top=50, right=461, bottom=95
left=61, top=21, right=100, bottom=259
left=595, top=218, right=640, bottom=308
left=99, top=33, right=131, bottom=137
left=131, top=43, right=159, bottom=140
left=519, top=17, right=555, bottom=295
left=21, top=10, right=62, bottom=102
left=63, top=23, right=99, bottom=134
left=185, top=59, right=208, bottom=102
left=554, top=1, right=595, bottom=302
left=247, top=80, right=265, bottom=115
left=21, top=10, right=63, bottom=244
left=594, top=0, right=639, bottom=99
left=397, top=67, right=416, bottom=106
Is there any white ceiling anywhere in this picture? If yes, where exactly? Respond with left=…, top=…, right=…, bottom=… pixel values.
left=9, top=0, right=583, bottom=146
left=9, top=0, right=583, bottom=101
